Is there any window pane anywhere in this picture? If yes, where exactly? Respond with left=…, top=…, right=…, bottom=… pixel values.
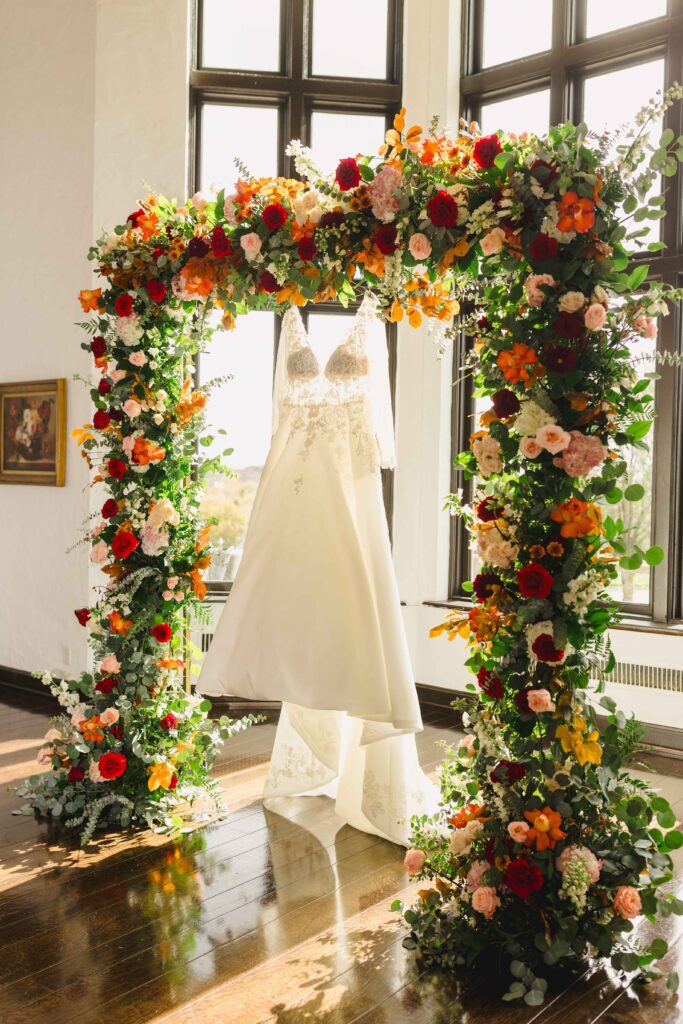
left=311, top=0, right=389, bottom=79
left=201, top=0, right=280, bottom=71
left=309, top=111, right=386, bottom=176
left=479, top=90, right=550, bottom=137
left=306, top=309, right=388, bottom=362
left=200, top=313, right=275, bottom=583
left=604, top=331, right=656, bottom=606
left=199, top=104, right=279, bottom=194
left=582, top=60, right=664, bottom=244
left=585, top=0, right=667, bottom=38
left=481, top=0, right=552, bottom=68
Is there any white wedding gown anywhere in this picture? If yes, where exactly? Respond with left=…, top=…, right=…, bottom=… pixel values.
left=199, top=292, right=438, bottom=844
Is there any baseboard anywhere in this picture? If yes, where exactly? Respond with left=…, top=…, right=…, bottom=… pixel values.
left=0, top=664, right=56, bottom=701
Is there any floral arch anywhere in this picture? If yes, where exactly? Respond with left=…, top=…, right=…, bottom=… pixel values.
left=18, top=100, right=683, bottom=999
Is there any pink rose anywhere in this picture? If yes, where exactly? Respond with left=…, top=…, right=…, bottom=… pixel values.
left=167, top=576, right=178, bottom=588
left=585, top=302, right=607, bottom=331
left=240, top=232, right=262, bottom=261
left=457, top=734, right=477, bottom=759
left=536, top=423, right=571, bottom=454
left=123, top=399, right=142, bottom=419
left=71, top=710, right=87, bottom=727
left=100, top=654, right=121, bottom=674
left=613, top=885, right=642, bottom=919
left=129, top=350, right=147, bottom=367
left=471, top=885, right=501, bottom=920
left=408, top=232, right=432, bottom=260
left=480, top=227, right=506, bottom=257
left=109, top=369, right=127, bottom=383
left=527, top=688, right=555, bottom=713
left=162, top=589, right=175, bottom=601
left=519, top=436, right=542, bottom=458
left=472, top=435, right=502, bottom=477
left=191, top=190, right=209, bottom=210
left=524, top=274, right=556, bottom=308
left=90, top=540, right=108, bottom=565
left=466, top=859, right=490, bottom=892
left=122, top=435, right=135, bottom=454
left=99, top=707, right=120, bottom=726
left=404, top=848, right=426, bottom=875
left=44, top=728, right=62, bottom=742
left=633, top=314, right=657, bottom=340
left=507, top=821, right=530, bottom=843
left=36, top=746, right=55, bottom=765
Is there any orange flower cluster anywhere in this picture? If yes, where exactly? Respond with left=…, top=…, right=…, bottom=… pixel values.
left=551, top=497, right=602, bottom=538
left=450, top=802, right=487, bottom=829
left=175, top=378, right=207, bottom=426
left=497, top=343, right=543, bottom=386
left=132, top=437, right=166, bottom=466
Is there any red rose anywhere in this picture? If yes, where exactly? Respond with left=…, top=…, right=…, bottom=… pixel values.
left=477, top=667, right=504, bottom=699
left=473, top=133, right=503, bottom=168
left=490, top=759, right=526, bottom=785
left=210, top=225, right=232, bottom=258
left=114, top=294, right=134, bottom=317
left=107, top=458, right=127, bottom=480
left=110, top=723, right=124, bottom=740
left=262, top=202, right=287, bottom=231
left=297, top=237, right=317, bottom=262
left=427, top=190, right=458, bottom=228
left=151, top=623, right=172, bottom=643
left=554, top=311, right=584, bottom=339
left=188, top=236, right=211, bottom=258
left=98, top=751, right=127, bottom=780
left=111, top=529, right=139, bottom=559
left=159, top=712, right=178, bottom=731
left=93, top=409, right=111, bottom=430
left=74, top=608, right=91, bottom=627
left=505, top=858, right=544, bottom=899
left=259, top=271, right=279, bottom=293
left=169, top=773, right=178, bottom=789
left=67, top=766, right=85, bottom=783
left=491, top=389, right=520, bottom=418
left=472, top=572, right=501, bottom=603
left=335, top=158, right=361, bottom=191
left=90, top=336, right=107, bottom=358
left=145, top=279, right=167, bottom=303
left=98, top=378, right=112, bottom=397
left=153, top=246, right=165, bottom=261
left=514, top=688, right=533, bottom=713
left=476, top=496, right=504, bottom=522
left=101, top=498, right=118, bottom=519
left=544, top=345, right=577, bottom=373
left=517, top=562, right=554, bottom=599
left=127, top=209, right=145, bottom=228
left=530, top=159, right=557, bottom=185
left=532, top=633, right=565, bottom=663
left=528, top=234, right=558, bottom=263
left=375, top=224, right=398, bottom=255
left=95, top=676, right=119, bottom=694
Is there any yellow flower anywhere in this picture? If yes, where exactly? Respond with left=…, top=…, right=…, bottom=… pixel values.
left=148, top=762, right=175, bottom=792
left=71, top=425, right=94, bottom=446
left=555, top=713, right=602, bottom=765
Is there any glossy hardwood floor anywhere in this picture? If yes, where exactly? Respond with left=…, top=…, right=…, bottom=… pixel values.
left=0, top=687, right=682, bottom=1024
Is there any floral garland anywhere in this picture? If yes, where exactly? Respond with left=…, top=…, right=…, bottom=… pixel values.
left=17, top=98, right=683, bottom=977
left=392, top=99, right=683, bottom=1001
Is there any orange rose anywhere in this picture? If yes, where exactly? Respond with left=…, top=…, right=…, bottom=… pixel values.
left=497, top=343, right=539, bottom=385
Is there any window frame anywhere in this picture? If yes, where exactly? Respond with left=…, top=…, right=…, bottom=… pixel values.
left=190, top=0, right=403, bottom=593
left=450, top=0, right=683, bottom=623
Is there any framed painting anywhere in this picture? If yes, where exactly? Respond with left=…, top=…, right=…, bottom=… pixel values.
left=0, top=379, right=67, bottom=486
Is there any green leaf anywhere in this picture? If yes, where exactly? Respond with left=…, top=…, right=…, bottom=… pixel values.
left=605, top=487, right=623, bottom=504
left=626, top=420, right=653, bottom=440
left=664, top=830, right=683, bottom=850
left=358, top=163, right=375, bottom=182
left=667, top=972, right=679, bottom=993
left=649, top=938, right=668, bottom=959
left=644, top=546, right=665, bottom=566
left=624, top=484, right=645, bottom=501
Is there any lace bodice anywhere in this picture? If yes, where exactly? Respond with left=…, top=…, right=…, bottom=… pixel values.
left=272, top=291, right=397, bottom=470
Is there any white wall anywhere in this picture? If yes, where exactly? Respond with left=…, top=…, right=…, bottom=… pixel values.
left=0, top=0, right=189, bottom=677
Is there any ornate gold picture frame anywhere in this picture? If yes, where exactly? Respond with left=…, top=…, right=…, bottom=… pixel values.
left=0, top=379, right=66, bottom=486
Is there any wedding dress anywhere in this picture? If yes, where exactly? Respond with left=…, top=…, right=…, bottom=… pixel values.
left=199, top=292, right=438, bottom=844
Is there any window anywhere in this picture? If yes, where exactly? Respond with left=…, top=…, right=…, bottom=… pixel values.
left=452, top=0, right=683, bottom=623
left=191, top=0, right=403, bottom=590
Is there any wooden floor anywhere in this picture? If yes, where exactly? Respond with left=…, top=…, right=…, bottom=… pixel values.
left=0, top=689, right=682, bottom=1024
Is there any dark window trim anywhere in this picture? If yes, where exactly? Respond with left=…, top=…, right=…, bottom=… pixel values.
left=191, top=0, right=403, bottom=594
left=451, top=0, right=683, bottom=623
